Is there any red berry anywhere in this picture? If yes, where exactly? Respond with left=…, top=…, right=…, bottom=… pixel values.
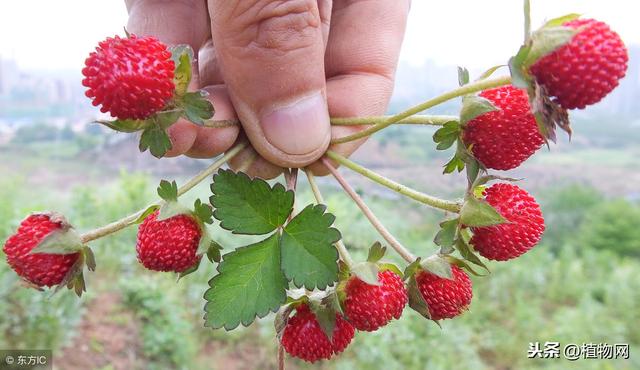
left=136, top=211, right=202, bottom=272
left=82, top=35, right=175, bottom=120
left=416, top=266, right=472, bottom=321
left=470, top=183, right=545, bottom=261
left=344, top=270, right=408, bottom=331
left=281, top=304, right=355, bottom=363
left=462, top=85, right=544, bottom=170
left=530, top=18, right=628, bottom=110
left=3, top=214, right=80, bottom=287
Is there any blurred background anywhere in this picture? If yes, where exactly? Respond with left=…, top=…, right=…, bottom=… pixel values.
left=0, top=1, right=638, bottom=369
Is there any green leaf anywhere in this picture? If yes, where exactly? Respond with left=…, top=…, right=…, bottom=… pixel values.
left=522, top=27, right=578, bottom=67
left=434, top=219, right=458, bottom=248
left=421, top=255, right=453, bottom=280
left=206, top=240, right=224, bottom=263
left=193, top=198, right=213, bottom=224
left=457, top=66, right=470, bottom=86
left=157, top=180, right=178, bottom=202
left=177, top=260, right=201, bottom=281
left=350, top=262, right=380, bottom=286
left=443, top=156, right=465, bottom=174
left=95, top=118, right=149, bottom=133
left=543, top=13, right=580, bottom=28
left=459, top=196, right=507, bottom=227
left=180, top=91, right=215, bottom=125
left=139, top=125, right=172, bottom=158
left=436, top=135, right=457, bottom=150
left=460, top=95, right=498, bottom=125
left=210, top=169, right=294, bottom=235
left=169, top=44, right=193, bottom=96
left=204, top=234, right=287, bottom=330
left=155, top=109, right=182, bottom=129
left=432, top=121, right=460, bottom=145
left=134, top=205, right=159, bottom=224
left=31, top=228, right=83, bottom=255
left=281, top=204, right=341, bottom=290
left=366, top=241, right=386, bottom=263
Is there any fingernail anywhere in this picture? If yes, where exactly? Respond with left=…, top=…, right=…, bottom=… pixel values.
left=260, top=93, right=330, bottom=155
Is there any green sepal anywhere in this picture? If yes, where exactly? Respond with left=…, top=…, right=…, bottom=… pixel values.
left=31, top=227, right=83, bottom=255
left=459, top=95, right=498, bottom=125
left=522, top=26, right=578, bottom=67
left=134, top=205, right=160, bottom=224
left=454, top=238, right=489, bottom=273
left=542, top=13, right=581, bottom=28
left=421, top=255, right=453, bottom=280
left=206, top=240, right=224, bottom=263
left=139, top=125, right=172, bottom=158
left=457, top=66, right=470, bottom=86
left=157, top=201, right=191, bottom=222
left=309, top=300, right=337, bottom=341
left=350, top=262, right=380, bottom=286
left=157, top=180, right=178, bottom=202
left=179, top=91, right=215, bottom=126
left=432, top=121, right=461, bottom=151
left=443, top=254, right=488, bottom=277
left=403, top=258, right=422, bottom=282
left=94, top=118, right=149, bottom=133
left=476, top=65, right=505, bottom=81
left=378, top=263, right=403, bottom=278
left=407, top=274, right=438, bottom=324
left=193, top=198, right=214, bottom=225
left=366, top=241, right=386, bottom=263
left=177, top=260, right=201, bottom=281
left=434, top=218, right=459, bottom=249
left=169, top=44, right=193, bottom=97
left=459, top=195, right=507, bottom=227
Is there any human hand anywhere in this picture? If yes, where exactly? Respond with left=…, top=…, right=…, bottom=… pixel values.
left=126, top=0, right=409, bottom=178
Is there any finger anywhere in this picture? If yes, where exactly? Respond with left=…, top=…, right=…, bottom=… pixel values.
left=228, top=140, right=284, bottom=180
left=198, top=39, right=224, bottom=86
left=208, top=0, right=331, bottom=168
left=308, top=0, right=410, bottom=175
left=185, top=85, right=240, bottom=158
left=127, top=0, right=211, bottom=157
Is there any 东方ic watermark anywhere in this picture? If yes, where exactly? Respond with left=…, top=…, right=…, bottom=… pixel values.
left=528, top=342, right=629, bottom=361
left=0, top=350, right=52, bottom=370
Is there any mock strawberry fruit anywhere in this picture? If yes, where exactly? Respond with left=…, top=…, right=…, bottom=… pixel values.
left=470, top=183, right=545, bottom=261
left=416, top=265, right=472, bottom=320
left=281, top=304, right=355, bottom=363
left=344, top=269, right=407, bottom=331
left=530, top=18, right=628, bottom=110
left=82, top=35, right=175, bottom=120
left=462, top=86, right=544, bottom=170
left=3, top=214, right=80, bottom=287
left=136, top=210, right=202, bottom=272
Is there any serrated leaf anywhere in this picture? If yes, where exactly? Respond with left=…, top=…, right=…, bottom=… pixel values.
left=139, top=125, right=172, bottom=158
left=155, top=109, right=182, bottom=129
left=460, top=196, right=507, bottom=227
left=432, top=121, right=460, bottom=143
left=170, top=44, right=193, bottom=96
left=31, top=228, right=83, bottom=255
left=434, top=219, right=458, bottom=248
left=366, top=241, right=386, bottom=263
left=206, top=240, right=223, bottom=263
left=457, top=66, right=470, bottom=86
left=443, top=156, right=465, bottom=174
left=157, top=180, right=178, bottom=202
left=134, top=205, right=159, bottom=224
left=350, top=262, right=380, bottom=286
left=421, top=255, right=453, bottom=280
left=180, top=91, right=215, bottom=125
left=522, top=27, right=578, bottom=67
left=460, top=95, right=498, bottom=125
left=95, top=118, right=149, bottom=133
left=193, top=199, right=213, bottom=224
left=407, top=275, right=432, bottom=320
left=455, top=239, right=489, bottom=272
left=210, top=169, right=294, bottom=235
left=436, top=136, right=457, bottom=150
left=281, top=204, right=341, bottom=290
left=204, top=234, right=287, bottom=330
left=543, top=13, right=580, bottom=28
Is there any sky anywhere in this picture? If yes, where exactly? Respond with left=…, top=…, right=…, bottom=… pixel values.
left=0, top=0, right=638, bottom=72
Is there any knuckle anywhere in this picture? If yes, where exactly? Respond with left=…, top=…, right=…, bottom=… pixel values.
left=222, top=0, right=321, bottom=54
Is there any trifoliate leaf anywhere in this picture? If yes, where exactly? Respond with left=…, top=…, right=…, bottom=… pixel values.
left=457, top=66, right=470, bottom=86
left=157, top=180, right=178, bottom=202
left=95, top=118, right=149, bottom=133
left=139, top=125, right=172, bottom=158
left=180, top=91, right=215, bottom=126
left=31, top=228, right=84, bottom=255
left=169, top=44, right=193, bottom=96
left=459, top=95, right=498, bottom=125
left=210, top=169, right=294, bottom=235
left=281, top=204, right=341, bottom=290
left=421, top=255, right=453, bottom=280
left=204, top=234, right=287, bottom=330
left=459, top=195, right=507, bottom=227
left=366, top=241, right=386, bottom=263
left=351, top=262, right=380, bottom=286
left=434, top=218, right=459, bottom=249
left=193, top=198, right=214, bottom=224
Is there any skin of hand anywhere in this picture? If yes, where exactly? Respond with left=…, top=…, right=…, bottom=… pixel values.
left=125, top=0, right=410, bottom=179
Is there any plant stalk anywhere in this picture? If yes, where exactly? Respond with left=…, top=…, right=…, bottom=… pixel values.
left=202, top=115, right=457, bottom=129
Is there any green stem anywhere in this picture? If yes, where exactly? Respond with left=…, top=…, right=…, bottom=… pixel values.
left=305, top=169, right=355, bottom=267
left=80, top=142, right=247, bottom=243
left=322, top=158, right=416, bottom=263
left=202, top=115, right=456, bottom=129
left=325, top=151, right=461, bottom=213
left=331, top=76, right=512, bottom=144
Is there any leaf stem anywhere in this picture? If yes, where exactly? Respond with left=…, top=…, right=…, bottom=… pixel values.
left=202, top=114, right=456, bottom=129
left=304, top=169, right=355, bottom=267
left=79, top=142, right=247, bottom=243
left=322, top=158, right=417, bottom=263
left=331, top=76, right=512, bottom=144
left=325, top=151, right=461, bottom=213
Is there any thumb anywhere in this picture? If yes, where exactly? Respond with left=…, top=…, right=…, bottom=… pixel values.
left=208, top=0, right=331, bottom=168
